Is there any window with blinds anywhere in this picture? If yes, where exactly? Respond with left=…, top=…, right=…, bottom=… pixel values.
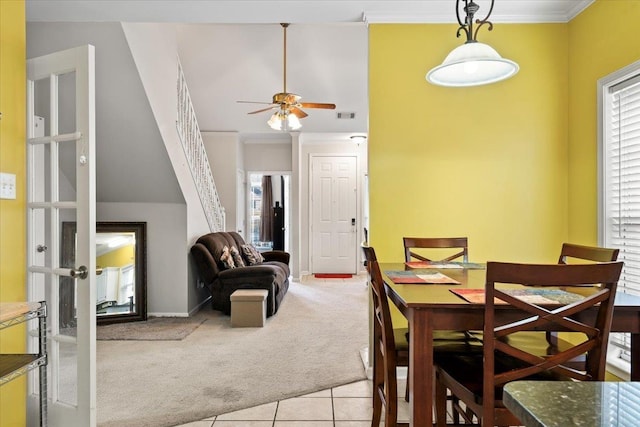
left=601, top=62, right=640, bottom=377
left=602, top=383, right=640, bottom=425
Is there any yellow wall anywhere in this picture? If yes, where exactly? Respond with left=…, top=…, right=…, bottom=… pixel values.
left=368, top=0, right=639, bottom=347
left=567, top=0, right=640, bottom=243
left=97, top=244, right=135, bottom=268
left=369, top=23, right=569, bottom=263
left=0, top=1, right=27, bottom=426
left=0, top=0, right=634, bottom=421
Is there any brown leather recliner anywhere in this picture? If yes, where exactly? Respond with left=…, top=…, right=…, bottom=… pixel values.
left=190, top=231, right=290, bottom=317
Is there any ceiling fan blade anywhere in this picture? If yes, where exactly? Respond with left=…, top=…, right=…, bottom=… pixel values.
left=237, top=100, right=273, bottom=105
left=299, top=102, right=336, bottom=110
left=247, top=105, right=278, bottom=114
left=290, top=107, right=308, bottom=119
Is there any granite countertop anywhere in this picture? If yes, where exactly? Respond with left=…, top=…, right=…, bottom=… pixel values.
left=503, top=381, right=640, bottom=427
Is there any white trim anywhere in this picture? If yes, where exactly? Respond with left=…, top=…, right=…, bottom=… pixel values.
left=245, top=170, right=292, bottom=251
left=565, top=0, right=596, bottom=21
left=27, top=1, right=596, bottom=25
left=147, top=312, right=190, bottom=318
left=607, top=346, right=631, bottom=381
left=363, top=0, right=596, bottom=25
left=597, top=59, right=640, bottom=244
left=598, top=59, right=640, bottom=379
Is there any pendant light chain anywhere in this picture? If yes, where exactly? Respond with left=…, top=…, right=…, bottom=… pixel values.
left=425, top=0, right=518, bottom=87
left=456, top=0, right=496, bottom=43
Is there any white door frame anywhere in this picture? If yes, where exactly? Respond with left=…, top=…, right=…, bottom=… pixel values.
left=26, top=44, right=96, bottom=427
left=236, top=168, right=246, bottom=238
left=246, top=171, right=291, bottom=250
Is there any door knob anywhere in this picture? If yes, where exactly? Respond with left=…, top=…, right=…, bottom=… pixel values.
left=70, top=265, right=88, bottom=280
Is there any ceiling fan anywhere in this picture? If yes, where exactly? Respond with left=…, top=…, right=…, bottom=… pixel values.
left=237, top=23, right=336, bottom=131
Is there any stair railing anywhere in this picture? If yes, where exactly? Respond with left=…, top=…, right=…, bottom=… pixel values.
left=176, top=58, right=225, bottom=232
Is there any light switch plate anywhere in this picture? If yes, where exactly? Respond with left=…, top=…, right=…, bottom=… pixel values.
left=0, top=172, right=17, bottom=199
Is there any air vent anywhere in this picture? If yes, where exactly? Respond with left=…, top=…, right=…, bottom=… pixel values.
left=336, top=112, right=356, bottom=119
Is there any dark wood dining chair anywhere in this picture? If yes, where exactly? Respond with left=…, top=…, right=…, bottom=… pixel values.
left=558, top=242, right=619, bottom=264
left=403, top=237, right=468, bottom=263
left=469, top=243, right=620, bottom=379
left=402, top=236, right=479, bottom=411
left=362, top=244, right=409, bottom=427
left=434, top=261, right=623, bottom=426
left=548, top=242, right=620, bottom=347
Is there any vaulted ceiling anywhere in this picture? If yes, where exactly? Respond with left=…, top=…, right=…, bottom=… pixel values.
left=26, top=0, right=594, bottom=139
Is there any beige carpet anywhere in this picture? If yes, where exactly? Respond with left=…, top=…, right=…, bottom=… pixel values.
left=97, top=317, right=206, bottom=340
left=97, top=278, right=369, bottom=427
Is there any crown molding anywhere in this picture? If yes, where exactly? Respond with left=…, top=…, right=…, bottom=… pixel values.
left=27, top=0, right=596, bottom=25
left=363, top=0, right=596, bottom=25
left=566, top=0, right=596, bottom=21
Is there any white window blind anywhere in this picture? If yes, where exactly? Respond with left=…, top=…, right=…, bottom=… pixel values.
left=602, top=383, right=640, bottom=425
left=603, top=68, right=640, bottom=369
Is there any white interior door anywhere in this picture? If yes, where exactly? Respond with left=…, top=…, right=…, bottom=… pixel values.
left=26, top=45, right=96, bottom=427
left=310, top=155, right=358, bottom=274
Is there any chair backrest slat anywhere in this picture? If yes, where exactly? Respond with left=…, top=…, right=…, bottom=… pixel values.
left=558, top=242, right=619, bottom=264
left=403, top=237, right=468, bottom=263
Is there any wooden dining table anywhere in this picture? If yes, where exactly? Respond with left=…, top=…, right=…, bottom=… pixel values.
left=380, top=262, right=640, bottom=427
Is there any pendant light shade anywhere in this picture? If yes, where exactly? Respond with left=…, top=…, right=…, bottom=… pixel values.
left=426, top=42, right=518, bottom=87
left=426, top=0, right=519, bottom=87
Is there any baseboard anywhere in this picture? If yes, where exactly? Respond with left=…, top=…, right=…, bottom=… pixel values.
left=361, top=345, right=408, bottom=380
left=189, top=296, right=212, bottom=316
left=147, top=312, right=190, bottom=317
left=148, top=296, right=211, bottom=318
left=360, top=346, right=373, bottom=380
left=396, top=366, right=408, bottom=379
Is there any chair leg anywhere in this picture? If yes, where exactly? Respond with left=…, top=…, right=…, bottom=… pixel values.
left=404, top=363, right=410, bottom=402
left=451, top=395, right=460, bottom=425
left=435, top=370, right=449, bottom=427
left=384, top=389, right=398, bottom=427
left=371, top=385, right=382, bottom=427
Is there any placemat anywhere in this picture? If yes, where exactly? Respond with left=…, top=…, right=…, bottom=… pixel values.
left=385, top=270, right=460, bottom=284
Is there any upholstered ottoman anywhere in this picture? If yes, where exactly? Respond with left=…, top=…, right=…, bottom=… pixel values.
left=230, top=289, right=268, bottom=327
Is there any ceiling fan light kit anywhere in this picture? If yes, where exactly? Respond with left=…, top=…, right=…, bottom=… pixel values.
left=426, top=0, right=519, bottom=87
left=238, top=23, right=336, bottom=131
left=268, top=110, right=302, bottom=131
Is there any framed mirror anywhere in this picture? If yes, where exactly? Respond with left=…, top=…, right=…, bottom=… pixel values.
left=61, top=221, right=147, bottom=324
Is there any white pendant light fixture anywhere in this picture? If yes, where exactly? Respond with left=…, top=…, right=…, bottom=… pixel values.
left=426, top=0, right=518, bottom=87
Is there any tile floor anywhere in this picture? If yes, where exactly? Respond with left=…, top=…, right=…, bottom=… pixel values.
left=173, top=378, right=411, bottom=427
left=174, top=275, right=411, bottom=427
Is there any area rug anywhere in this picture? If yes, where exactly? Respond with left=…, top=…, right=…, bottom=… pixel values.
left=97, top=317, right=206, bottom=341
left=97, top=278, right=369, bottom=427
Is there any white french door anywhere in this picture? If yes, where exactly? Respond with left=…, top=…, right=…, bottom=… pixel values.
left=26, top=45, right=96, bottom=427
left=310, top=155, right=358, bottom=274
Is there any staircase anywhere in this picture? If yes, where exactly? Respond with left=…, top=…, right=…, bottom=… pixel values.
left=176, top=59, right=225, bottom=232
